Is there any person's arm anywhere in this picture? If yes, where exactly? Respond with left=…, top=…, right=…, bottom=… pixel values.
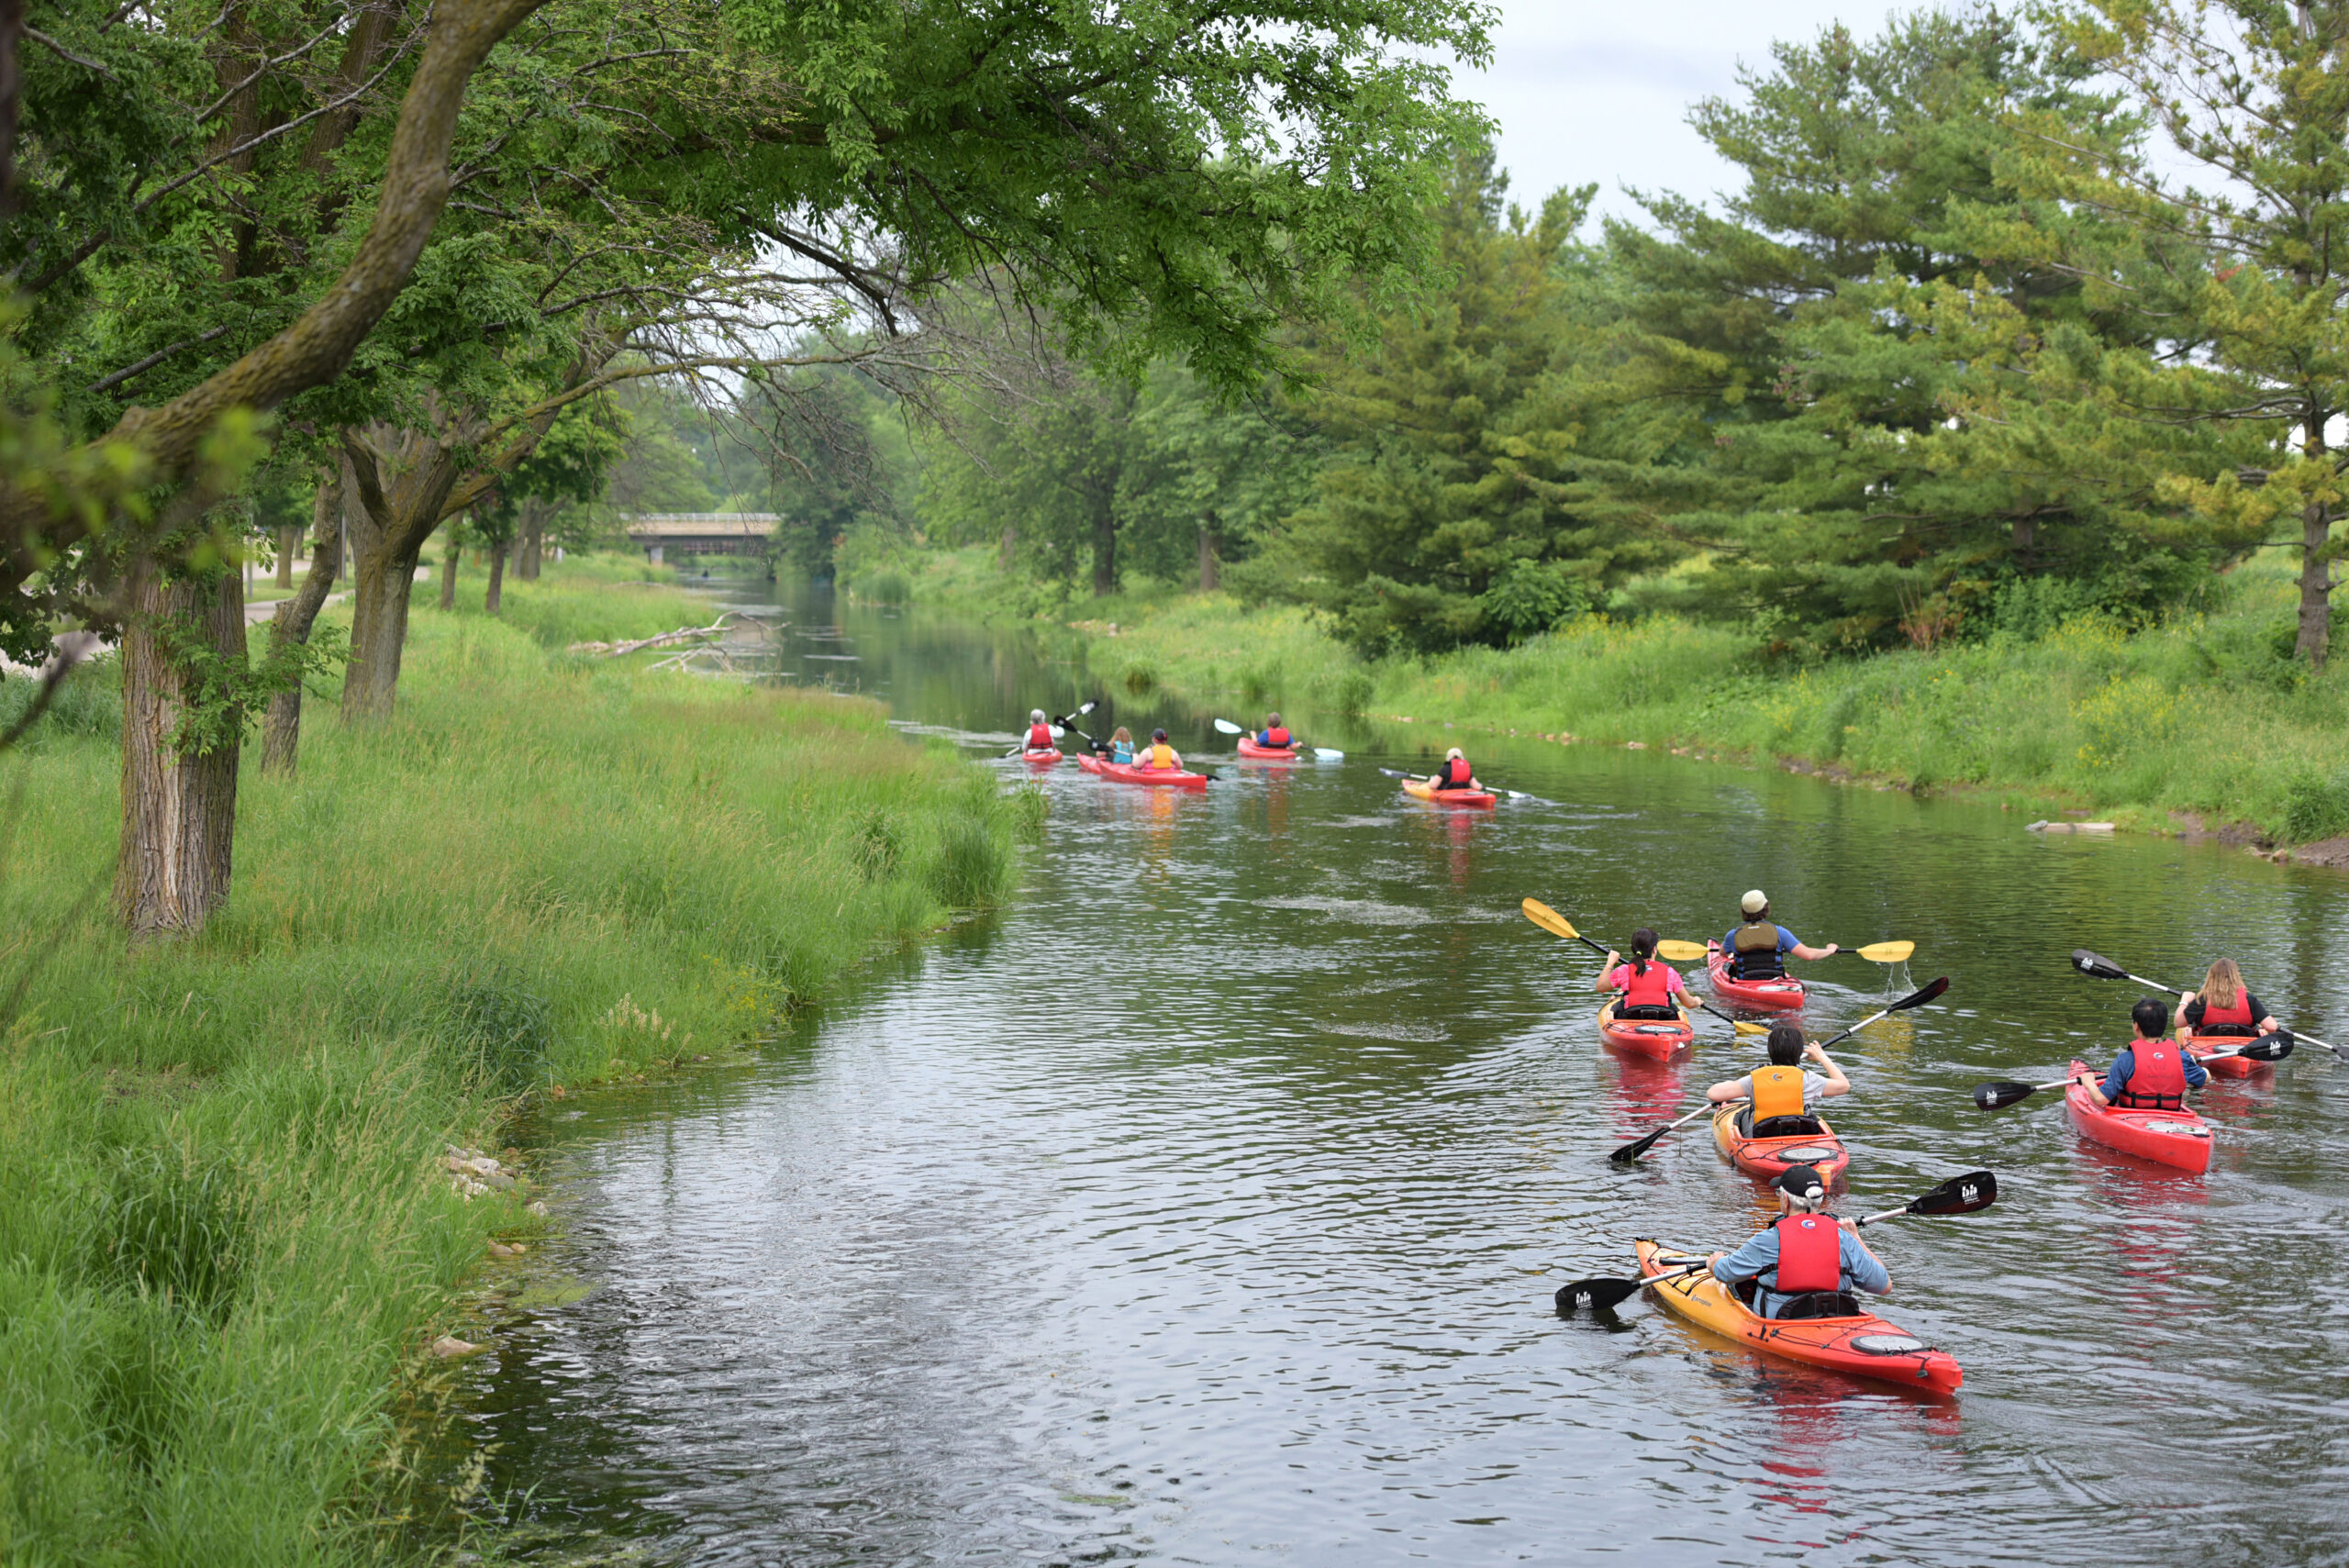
left=2086, top=1055, right=2125, bottom=1109
left=1787, top=927, right=1840, bottom=962
left=2174, top=991, right=2199, bottom=1040
left=1838, top=1226, right=1892, bottom=1296
left=1596, top=957, right=1623, bottom=994
left=1806, top=1042, right=1850, bottom=1100
left=1711, top=1229, right=1778, bottom=1285
left=2183, top=1050, right=2210, bottom=1090
left=1706, top=1074, right=1751, bottom=1106
left=2247, top=993, right=2281, bottom=1034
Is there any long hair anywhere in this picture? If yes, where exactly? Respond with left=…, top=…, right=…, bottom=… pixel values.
left=2200, top=958, right=2243, bottom=1009
left=1629, top=927, right=1659, bottom=977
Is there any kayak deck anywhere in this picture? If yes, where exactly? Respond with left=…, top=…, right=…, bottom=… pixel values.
left=2185, top=1032, right=2266, bottom=1078
left=2064, top=1058, right=2212, bottom=1173
left=1711, top=1102, right=1849, bottom=1184
left=1705, top=942, right=1807, bottom=1011
left=1636, top=1240, right=1961, bottom=1395
left=1401, top=778, right=1497, bottom=808
left=1598, top=1003, right=1694, bottom=1059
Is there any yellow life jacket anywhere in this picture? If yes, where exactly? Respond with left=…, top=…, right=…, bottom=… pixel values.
left=1751, top=1064, right=1807, bottom=1121
left=1142, top=742, right=1176, bottom=770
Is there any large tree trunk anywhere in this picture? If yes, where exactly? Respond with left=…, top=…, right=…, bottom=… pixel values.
left=116, top=558, right=245, bottom=939
left=1091, top=507, right=1117, bottom=597
left=517, top=497, right=547, bottom=580
left=484, top=539, right=508, bottom=613
left=275, top=523, right=297, bottom=586
left=340, top=421, right=473, bottom=720
left=439, top=528, right=459, bottom=610
left=2296, top=498, right=2332, bottom=669
left=1197, top=517, right=1219, bottom=592
left=260, top=472, right=347, bottom=776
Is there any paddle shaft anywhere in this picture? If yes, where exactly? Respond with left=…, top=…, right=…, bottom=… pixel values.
left=2082, top=952, right=2341, bottom=1062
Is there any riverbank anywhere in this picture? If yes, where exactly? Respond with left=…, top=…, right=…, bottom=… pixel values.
left=856, top=543, right=2349, bottom=854
left=0, top=562, right=1024, bottom=1562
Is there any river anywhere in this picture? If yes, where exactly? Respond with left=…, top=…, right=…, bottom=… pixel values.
left=450, top=579, right=2349, bottom=1564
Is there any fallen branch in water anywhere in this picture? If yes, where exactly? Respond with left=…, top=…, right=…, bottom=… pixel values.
left=570, top=615, right=740, bottom=658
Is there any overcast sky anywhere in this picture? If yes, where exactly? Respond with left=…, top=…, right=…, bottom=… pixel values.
left=1467, top=1, right=1895, bottom=228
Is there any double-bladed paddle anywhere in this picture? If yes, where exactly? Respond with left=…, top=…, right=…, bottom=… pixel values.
left=1001, top=700, right=1097, bottom=757
left=1972, top=1035, right=2294, bottom=1110
left=1519, top=899, right=1765, bottom=1037
left=1659, top=938, right=1915, bottom=963
left=1375, top=764, right=1542, bottom=802
left=2072, top=949, right=2345, bottom=1062
left=1607, top=974, right=1951, bottom=1162
left=1554, top=1170, right=1999, bottom=1311
left=1210, top=717, right=1344, bottom=761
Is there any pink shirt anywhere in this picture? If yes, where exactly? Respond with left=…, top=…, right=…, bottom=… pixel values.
left=1602, top=962, right=1686, bottom=998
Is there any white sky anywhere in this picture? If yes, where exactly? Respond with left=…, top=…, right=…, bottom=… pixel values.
left=1467, top=1, right=1895, bottom=228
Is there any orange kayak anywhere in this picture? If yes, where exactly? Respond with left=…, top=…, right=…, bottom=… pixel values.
left=1636, top=1240, right=1962, bottom=1395
left=1711, top=1102, right=1849, bottom=1184
left=2185, top=1033, right=2267, bottom=1079
left=1598, top=1003, right=1694, bottom=1059
left=1401, top=778, right=1496, bottom=808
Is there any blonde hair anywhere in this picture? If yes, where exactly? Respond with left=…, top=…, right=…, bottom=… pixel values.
left=2199, top=958, right=2243, bottom=1009
left=1112, top=726, right=1132, bottom=743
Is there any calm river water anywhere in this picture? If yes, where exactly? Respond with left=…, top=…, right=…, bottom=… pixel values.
left=455, top=581, right=2349, bottom=1564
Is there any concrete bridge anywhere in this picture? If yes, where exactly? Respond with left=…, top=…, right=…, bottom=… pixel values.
left=624, top=513, right=780, bottom=562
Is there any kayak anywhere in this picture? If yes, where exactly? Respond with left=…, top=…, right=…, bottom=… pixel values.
left=2185, top=1033, right=2269, bottom=1079
left=1401, top=778, right=1497, bottom=808
left=1598, top=1003, right=1694, bottom=1059
left=1074, top=752, right=1208, bottom=789
left=1020, top=747, right=1064, bottom=766
left=1635, top=1239, right=1962, bottom=1395
left=1706, top=941, right=1808, bottom=1011
left=2064, top=1058, right=2212, bottom=1173
left=1711, top=1102, right=1849, bottom=1184
left=1236, top=737, right=1301, bottom=761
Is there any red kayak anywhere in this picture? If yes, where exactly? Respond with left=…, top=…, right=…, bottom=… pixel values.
left=2064, top=1058, right=2212, bottom=1173
left=1075, top=753, right=1208, bottom=789
left=1020, top=747, right=1064, bottom=766
left=1706, top=941, right=1807, bottom=1011
left=2185, top=1033, right=2268, bottom=1079
left=1401, top=778, right=1496, bottom=808
left=1236, top=737, right=1301, bottom=761
left=1598, top=1003, right=1694, bottom=1059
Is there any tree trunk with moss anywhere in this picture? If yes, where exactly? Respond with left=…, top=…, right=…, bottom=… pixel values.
left=116, top=558, right=246, bottom=938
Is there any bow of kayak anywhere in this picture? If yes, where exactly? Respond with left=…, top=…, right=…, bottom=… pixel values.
left=1598, top=1003, right=1694, bottom=1059
left=1401, top=778, right=1497, bottom=808
left=2064, top=1059, right=2212, bottom=1172
left=1705, top=942, right=1807, bottom=1011
left=1636, top=1240, right=1962, bottom=1395
left=1235, top=737, right=1301, bottom=761
left=1075, top=753, right=1209, bottom=788
left=1711, top=1103, right=1849, bottom=1184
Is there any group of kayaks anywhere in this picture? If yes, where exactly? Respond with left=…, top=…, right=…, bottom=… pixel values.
left=1018, top=723, right=1499, bottom=806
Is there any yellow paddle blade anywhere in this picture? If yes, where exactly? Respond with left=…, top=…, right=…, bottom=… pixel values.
left=1854, top=940, right=1915, bottom=963
left=1733, top=1018, right=1770, bottom=1035
left=1654, top=940, right=1709, bottom=962
left=1520, top=898, right=1576, bottom=941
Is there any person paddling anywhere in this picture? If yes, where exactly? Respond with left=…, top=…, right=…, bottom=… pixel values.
left=1425, top=747, right=1479, bottom=793
left=1721, top=890, right=1838, bottom=981
left=1597, top=928, right=1687, bottom=1019
left=1706, top=1023, right=1849, bottom=1136
left=1135, top=728, right=1183, bottom=772
left=1708, top=1164, right=1891, bottom=1320
left=2174, top=957, right=2280, bottom=1042
left=2080, top=997, right=2208, bottom=1110
left=1023, top=709, right=1056, bottom=751
left=1255, top=712, right=1295, bottom=751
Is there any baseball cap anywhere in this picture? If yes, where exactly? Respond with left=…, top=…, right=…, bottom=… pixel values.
left=1741, top=889, right=1769, bottom=916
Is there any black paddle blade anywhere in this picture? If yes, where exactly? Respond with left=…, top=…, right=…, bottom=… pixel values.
left=1891, top=975, right=1951, bottom=1011
left=1609, top=1127, right=1670, bottom=1163
left=2229, top=1035, right=2293, bottom=1063
left=1908, top=1170, right=1998, bottom=1216
left=1973, top=1079, right=2040, bottom=1111
left=2071, top=949, right=2128, bottom=982
left=1555, top=1277, right=1642, bottom=1312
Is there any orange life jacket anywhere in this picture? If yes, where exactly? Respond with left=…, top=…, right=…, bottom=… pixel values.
left=1750, top=1064, right=1807, bottom=1121
left=1141, top=742, right=1177, bottom=770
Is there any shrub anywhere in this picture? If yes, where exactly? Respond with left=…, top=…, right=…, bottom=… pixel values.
left=440, top=976, right=557, bottom=1093
left=2282, top=769, right=2349, bottom=843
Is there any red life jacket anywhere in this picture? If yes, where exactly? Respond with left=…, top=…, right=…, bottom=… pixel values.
left=2113, top=1038, right=2188, bottom=1110
left=1437, top=757, right=1472, bottom=789
left=1772, top=1214, right=1842, bottom=1295
left=2197, top=993, right=2254, bottom=1032
left=1026, top=724, right=1054, bottom=749
left=1619, top=961, right=1676, bottom=1010
left=1264, top=727, right=1292, bottom=748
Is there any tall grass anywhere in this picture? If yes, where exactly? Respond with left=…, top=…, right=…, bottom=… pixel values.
left=0, top=595, right=1020, bottom=1563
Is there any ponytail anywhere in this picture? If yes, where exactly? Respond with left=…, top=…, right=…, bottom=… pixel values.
left=1629, top=927, right=1660, bottom=978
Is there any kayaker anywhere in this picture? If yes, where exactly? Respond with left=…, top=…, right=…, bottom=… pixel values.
left=1256, top=713, right=1294, bottom=750
left=1598, top=928, right=1687, bottom=1020
left=2079, top=997, right=2208, bottom=1110
left=1105, top=726, right=1136, bottom=765
left=1425, top=747, right=1479, bottom=792
left=1024, top=709, right=1056, bottom=751
left=2173, top=957, right=2280, bottom=1041
left=1708, top=1164, right=1891, bottom=1319
left=1136, top=728, right=1183, bottom=772
left=1705, top=1023, right=1849, bottom=1136
left=1720, top=890, right=1838, bottom=981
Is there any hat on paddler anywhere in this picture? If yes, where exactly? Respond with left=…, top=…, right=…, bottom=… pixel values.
left=1741, top=889, right=1769, bottom=916
left=1773, top=1163, right=1825, bottom=1200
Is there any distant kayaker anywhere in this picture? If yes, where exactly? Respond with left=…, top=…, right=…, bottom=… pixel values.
left=1708, top=1164, right=1891, bottom=1319
left=2079, top=997, right=2208, bottom=1110
left=1705, top=1023, right=1849, bottom=1135
left=1024, top=709, right=1056, bottom=751
left=1256, top=712, right=1294, bottom=750
left=1425, top=747, right=1479, bottom=792
left=1136, top=728, right=1183, bottom=771
left=1720, top=890, right=1838, bottom=981
left=2173, top=958, right=2279, bottom=1041
left=1105, top=726, right=1136, bottom=765
left=1598, top=928, right=1687, bottom=1019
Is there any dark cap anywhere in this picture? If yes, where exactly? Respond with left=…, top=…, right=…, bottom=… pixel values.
left=1152, top=728, right=1168, bottom=741
left=1773, top=1163, right=1824, bottom=1199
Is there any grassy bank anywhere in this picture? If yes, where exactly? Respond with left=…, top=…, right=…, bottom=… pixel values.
left=0, top=562, right=1024, bottom=1563
left=872, top=544, right=2349, bottom=847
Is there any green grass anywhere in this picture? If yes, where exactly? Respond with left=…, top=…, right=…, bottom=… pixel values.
left=0, top=584, right=1023, bottom=1563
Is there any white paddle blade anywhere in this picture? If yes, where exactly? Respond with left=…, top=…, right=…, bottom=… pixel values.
left=1213, top=717, right=1243, bottom=734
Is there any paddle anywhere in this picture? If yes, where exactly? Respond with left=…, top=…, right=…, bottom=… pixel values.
left=1555, top=1171, right=1999, bottom=1311
left=2072, top=949, right=2343, bottom=1062
left=1519, top=899, right=1765, bottom=1037
left=1377, top=764, right=1542, bottom=802
left=1002, top=700, right=1097, bottom=757
left=1973, top=1036, right=2294, bottom=1109
left=1661, top=938, right=1913, bottom=963
left=1606, top=974, right=1951, bottom=1162
left=1211, top=717, right=1344, bottom=761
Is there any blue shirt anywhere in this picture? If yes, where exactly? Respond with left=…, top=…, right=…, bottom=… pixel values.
left=1109, top=740, right=1134, bottom=763
left=2099, top=1041, right=2209, bottom=1102
left=1723, top=924, right=1800, bottom=954
left=1712, top=1220, right=1890, bottom=1319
